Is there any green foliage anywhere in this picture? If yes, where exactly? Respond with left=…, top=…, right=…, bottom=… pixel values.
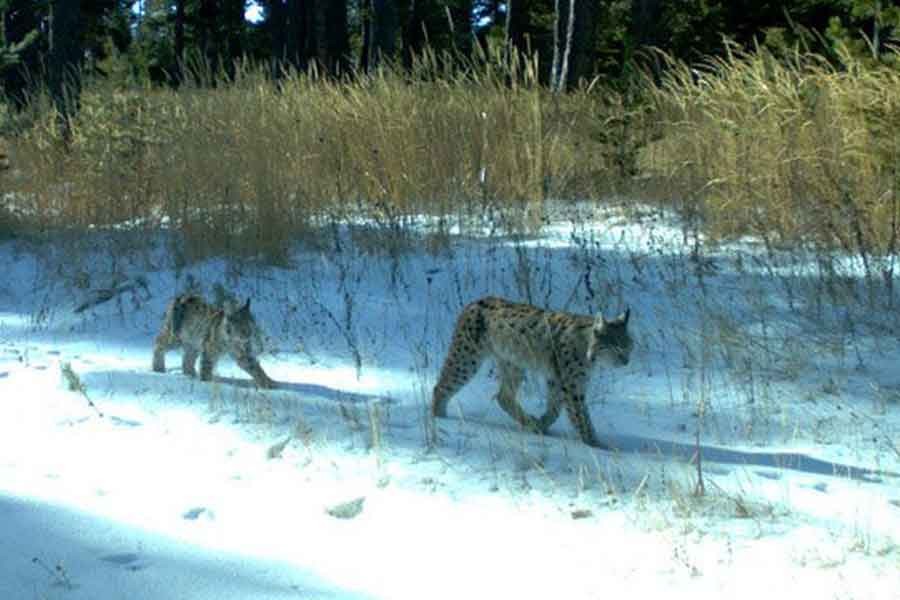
left=0, top=0, right=39, bottom=71
left=128, top=1, right=179, bottom=84
left=0, top=28, right=36, bottom=70
left=826, top=0, right=900, bottom=63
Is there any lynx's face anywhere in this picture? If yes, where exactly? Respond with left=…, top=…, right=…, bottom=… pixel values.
left=587, top=308, right=632, bottom=367
left=222, top=299, right=264, bottom=357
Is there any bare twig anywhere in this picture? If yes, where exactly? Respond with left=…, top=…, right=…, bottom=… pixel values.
left=73, top=276, right=149, bottom=314
left=60, top=361, right=103, bottom=418
left=692, top=428, right=705, bottom=497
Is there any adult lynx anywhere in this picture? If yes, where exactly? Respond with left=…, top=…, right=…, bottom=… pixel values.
left=432, top=297, right=632, bottom=448
left=152, top=294, right=275, bottom=389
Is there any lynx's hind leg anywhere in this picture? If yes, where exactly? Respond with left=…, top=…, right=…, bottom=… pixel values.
left=537, top=378, right=566, bottom=433
left=182, top=346, right=200, bottom=377
left=432, top=304, right=488, bottom=418
left=199, top=348, right=221, bottom=381
left=432, top=348, right=485, bottom=417
left=152, top=309, right=179, bottom=373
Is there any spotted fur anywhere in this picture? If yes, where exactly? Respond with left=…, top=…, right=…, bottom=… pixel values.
left=432, top=296, right=632, bottom=448
left=152, top=294, right=275, bottom=389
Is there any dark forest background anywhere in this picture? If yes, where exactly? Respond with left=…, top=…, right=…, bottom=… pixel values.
left=3, top=1, right=897, bottom=104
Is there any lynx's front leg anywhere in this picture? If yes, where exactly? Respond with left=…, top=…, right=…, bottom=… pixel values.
left=181, top=346, right=200, bottom=377
left=561, top=380, right=609, bottom=449
left=152, top=326, right=177, bottom=373
left=199, top=348, right=221, bottom=382
left=152, top=336, right=170, bottom=373
left=495, top=361, right=544, bottom=433
left=236, top=355, right=276, bottom=389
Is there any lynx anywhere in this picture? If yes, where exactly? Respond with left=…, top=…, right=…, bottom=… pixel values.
left=152, top=294, right=275, bottom=389
left=432, top=296, right=632, bottom=448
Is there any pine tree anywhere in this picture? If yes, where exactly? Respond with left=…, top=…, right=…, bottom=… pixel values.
left=361, top=0, right=397, bottom=71
left=48, top=0, right=82, bottom=141
left=1, top=0, right=44, bottom=110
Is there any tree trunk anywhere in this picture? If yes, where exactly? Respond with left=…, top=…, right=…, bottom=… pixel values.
left=553, top=0, right=594, bottom=90
left=873, top=0, right=882, bottom=60
left=268, top=0, right=285, bottom=75
left=402, top=0, right=426, bottom=70
left=300, top=0, right=348, bottom=76
left=197, top=0, right=219, bottom=76
left=629, top=0, right=663, bottom=48
left=375, top=0, right=397, bottom=59
left=285, top=0, right=306, bottom=71
left=507, top=0, right=532, bottom=58
left=223, top=0, right=245, bottom=77
left=569, top=0, right=595, bottom=87
left=628, top=0, right=663, bottom=79
left=360, top=0, right=372, bottom=72
left=448, top=0, right=472, bottom=55
left=362, top=0, right=397, bottom=71
left=550, top=0, right=565, bottom=92
left=48, top=0, right=82, bottom=142
left=325, top=1, right=350, bottom=75
left=268, top=0, right=313, bottom=74
left=174, top=0, right=185, bottom=81
left=306, top=0, right=325, bottom=71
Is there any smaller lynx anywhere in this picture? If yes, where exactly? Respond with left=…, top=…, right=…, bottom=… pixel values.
left=152, top=294, right=275, bottom=389
left=432, top=297, right=633, bottom=448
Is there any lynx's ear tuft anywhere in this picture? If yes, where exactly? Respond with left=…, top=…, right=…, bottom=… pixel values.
left=621, top=307, right=630, bottom=325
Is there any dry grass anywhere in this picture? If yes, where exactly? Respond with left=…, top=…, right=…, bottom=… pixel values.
left=2, top=50, right=640, bottom=263
left=643, top=45, right=900, bottom=293
left=6, top=43, right=900, bottom=288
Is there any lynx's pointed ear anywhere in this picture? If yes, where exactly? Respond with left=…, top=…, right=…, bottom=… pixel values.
left=621, top=307, right=631, bottom=326
left=242, top=298, right=251, bottom=311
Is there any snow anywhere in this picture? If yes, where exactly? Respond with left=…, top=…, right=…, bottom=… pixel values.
left=1, top=202, right=898, bottom=599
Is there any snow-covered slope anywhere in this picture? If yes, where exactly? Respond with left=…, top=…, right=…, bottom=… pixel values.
left=1, top=204, right=898, bottom=599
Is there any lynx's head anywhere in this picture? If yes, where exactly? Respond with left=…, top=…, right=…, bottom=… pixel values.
left=586, top=308, right=632, bottom=367
left=222, top=298, right=266, bottom=357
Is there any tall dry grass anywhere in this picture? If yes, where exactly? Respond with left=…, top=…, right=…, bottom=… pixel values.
left=8, top=42, right=900, bottom=281
left=0, top=133, right=15, bottom=239
left=643, top=45, right=900, bottom=293
left=2, top=49, right=640, bottom=263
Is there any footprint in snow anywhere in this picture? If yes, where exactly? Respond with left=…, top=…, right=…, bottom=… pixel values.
left=326, top=497, right=365, bottom=520
left=100, top=552, right=148, bottom=572
left=108, top=415, right=142, bottom=428
left=182, top=507, right=214, bottom=521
